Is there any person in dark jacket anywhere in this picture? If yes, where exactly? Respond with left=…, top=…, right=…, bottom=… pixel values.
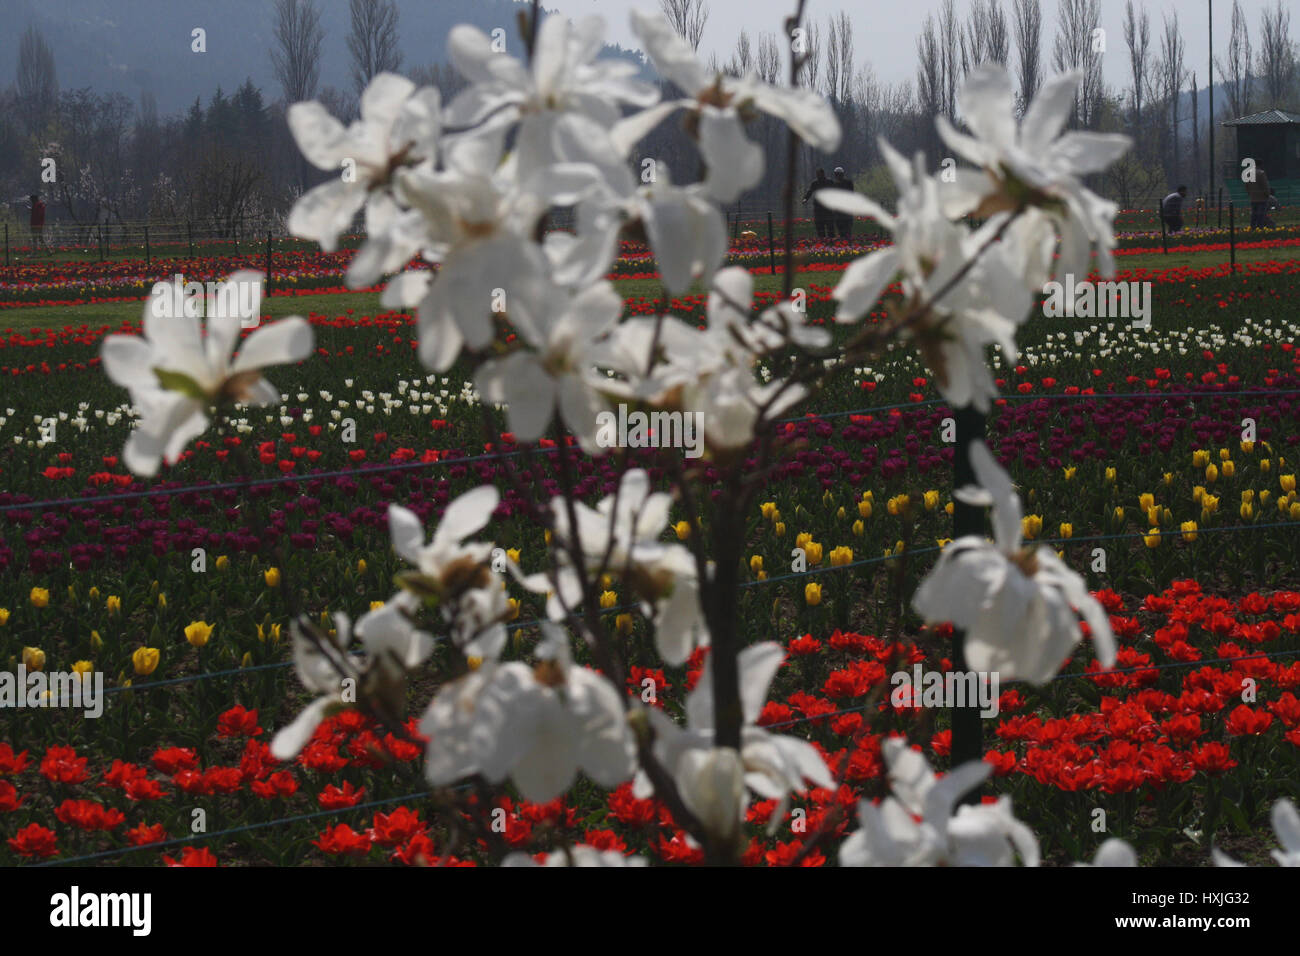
left=802, top=167, right=835, bottom=239
left=28, top=193, right=46, bottom=248
left=1161, top=185, right=1186, bottom=233
left=831, top=166, right=854, bottom=239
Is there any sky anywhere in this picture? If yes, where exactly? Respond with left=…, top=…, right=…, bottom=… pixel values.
left=550, top=0, right=1286, bottom=95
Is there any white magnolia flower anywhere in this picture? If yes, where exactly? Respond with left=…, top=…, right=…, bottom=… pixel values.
left=706, top=267, right=831, bottom=360
left=271, top=594, right=435, bottom=760
left=820, top=140, right=1033, bottom=412
left=936, top=64, right=1131, bottom=282
left=388, top=486, right=511, bottom=659
left=101, top=271, right=312, bottom=476
left=474, top=278, right=622, bottom=449
left=287, top=73, right=442, bottom=271
left=840, top=738, right=1039, bottom=866
left=1213, top=799, right=1300, bottom=867
left=445, top=13, right=657, bottom=176
left=420, top=622, right=635, bottom=801
left=532, top=468, right=704, bottom=665
left=636, top=642, right=834, bottom=849
left=624, top=11, right=840, bottom=203
left=912, top=440, right=1116, bottom=684
left=503, top=846, right=648, bottom=867
left=1074, top=838, right=1138, bottom=867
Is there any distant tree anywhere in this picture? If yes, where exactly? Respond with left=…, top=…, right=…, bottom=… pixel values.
left=1012, top=0, right=1043, bottom=113
left=1216, top=0, right=1253, bottom=118
left=1123, top=0, right=1151, bottom=133
left=658, top=0, right=708, bottom=51
left=16, top=23, right=58, bottom=135
left=271, top=0, right=325, bottom=105
left=1051, top=0, right=1103, bottom=128
left=346, top=0, right=402, bottom=99
left=1257, top=0, right=1296, bottom=109
left=1156, top=10, right=1187, bottom=182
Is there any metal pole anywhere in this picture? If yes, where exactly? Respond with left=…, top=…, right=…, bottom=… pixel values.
left=3, top=224, right=7, bottom=267
left=1161, top=209, right=1168, bottom=253
left=1208, top=0, right=1215, bottom=214
left=265, top=230, right=273, bottom=295
left=951, top=406, right=987, bottom=797
left=766, top=211, right=776, bottom=276
left=1218, top=187, right=1223, bottom=227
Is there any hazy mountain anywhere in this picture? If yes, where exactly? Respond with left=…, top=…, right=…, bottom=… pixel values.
left=0, top=0, right=653, bottom=116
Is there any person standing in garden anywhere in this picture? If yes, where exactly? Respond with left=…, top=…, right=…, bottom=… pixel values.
left=1246, top=168, right=1272, bottom=228
left=801, top=167, right=834, bottom=239
left=1161, top=185, right=1186, bottom=233
left=831, top=166, right=854, bottom=240
left=28, top=193, right=46, bottom=251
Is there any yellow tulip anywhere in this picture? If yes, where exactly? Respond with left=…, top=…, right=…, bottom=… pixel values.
left=1241, top=440, right=1255, bottom=455
left=1138, top=493, right=1155, bottom=512
left=1222, top=461, right=1235, bottom=479
left=1162, top=472, right=1173, bottom=487
left=857, top=499, right=873, bottom=518
left=774, top=521, right=786, bottom=537
left=674, top=520, right=691, bottom=541
left=1206, top=464, right=1218, bottom=483
left=1146, top=506, right=1161, bottom=527
left=1241, top=501, right=1254, bottom=520
left=357, top=558, right=367, bottom=574
left=241, top=652, right=253, bottom=668
left=1261, top=459, right=1271, bottom=474
left=887, top=494, right=912, bottom=518
left=132, top=647, right=161, bottom=676
left=1281, top=475, right=1296, bottom=494
left=29, top=588, right=49, bottom=609
left=1291, top=502, right=1300, bottom=521
left=1021, top=515, right=1043, bottom=539
left=215, top=555, right=229, bottom=571
left=90, top=630, right=103, bottom=651
left=106, top=595, right=121, bottom=615
left=829, top=546, right=853, bottom=567
left=1241, top=489, right=1255, bottom=503
left=804, top=582, right=822, bottom=606
left=270, top=623, right=282, bottom=643
left=852, top=519, right=864, bottom=537
left=506, top=598, right=520, bottom=621
left=923, top=490, right=940, bottom=511
left=506, top=548, right=521, bottom=565
left=1104, top=467, right=1116, bottom=483
left=1113, top=506, right=1125, bottom=523
left=804, top=541, right=824, bottom=566
left=369, top=600, right=385, bottom=611
left=264, top=567, right=281, bottom=587
left=1219, top=447, right=1231, bottom=461
left=71, top=660, right=93, bottom=679
left=760, top=502, right=777, bottom=520
left=599, top=590, right=618, bottom=609
left=1192, top=449, right=1209, bottom=468
left=861, top=490, right=874, bottom=503
left=157, top=592, right=167, bottom=609
left=1260, top=490, right=1272, bottom=508
left=1192, top=485, right=1205, bottom=504
left=749, top=555, right=763, bottom=574
left=615, top=613, right=633, bottom=636
left=0, top=608, right=8, bottom=627
left=836, top=506, right=846, bottom=520
left=88, top=586, right=100, bottom=602
left=22, top=647, right=45, bottom=671
left=795, top=532, right=813, bottom=551
left=1059, top=523, right=1073, bottom=539
left=1181, top=521, right=1198, bottom=542
left=1143, top=528, right=1161, bottom=549
left=1063, top=467, right=1077, bottom=481
left=945, top=502, right=954, bottom=516
left=1202, top=494, right=1220, bottom=514
left=184, top=621, right=214, bottom=648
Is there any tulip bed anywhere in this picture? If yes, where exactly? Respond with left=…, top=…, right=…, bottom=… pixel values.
left=1, top=251, right=1299, bottom=866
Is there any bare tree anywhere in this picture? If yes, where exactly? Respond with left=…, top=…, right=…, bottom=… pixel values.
left=1215, top=0, right=1253, bottom=118
left=347, top=0, right=402, bottom=98
left=1257, top=0, right=1296, bottom=109
left=271, top=0, right=325, bottom=105
left=16, top=23, right=58, bottom=134
left=1012, top=0, right=1043, bottom=113
left=826, top=12, right=854, bottom=105
left=755, top=32, right=781, bottom=85
left=1123, top=0, right=1151, bottom=132
left=916, top=15, right=944, bottom=154
left=961, top=0, right=1010, bottom=77
left=727, top=28, right=753, bottom=76
left=939, top=0, right=960, bottom=119
left=803, top=20, right=823, bottom=96
left=658, top=0, right=708, bottom=51
left=1051, top=0, right=1103, bottom=128
left=1157, top=10, right=1187, bottom=182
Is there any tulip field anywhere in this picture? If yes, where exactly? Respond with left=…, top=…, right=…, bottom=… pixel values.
left=1, top=217, right=1299, bottom=868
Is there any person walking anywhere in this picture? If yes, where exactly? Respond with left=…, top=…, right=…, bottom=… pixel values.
left=1246, top=168, right=1272, bottom=228
left=28, top=193, right=46, bottom=251
left=1161, top=185, right=1187, bottom=233
left=801, top=167, right=834, bottom=239
left=831, top=166, right=854, bottom=240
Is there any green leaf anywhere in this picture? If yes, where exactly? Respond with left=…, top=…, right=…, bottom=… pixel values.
left=153, top=367, right=209, bottom=401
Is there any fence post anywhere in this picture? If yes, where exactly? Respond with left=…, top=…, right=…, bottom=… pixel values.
left=3, top=224, right=7, bottom=267
left=1160, top=211, right=1167, bottom=254
left=766, top=211, right=776, bottom=276
left=265, top=230, right=273, bottom=295
left=951, top=405, right=987, bottom=799
left=1229, top=201, right=1236, bottom=270
left=144, top=224, right=151, bottom=266
left=187, top=220, right=193, bottom=258
left=1218, top=188, right=1223, bottom=228
left=234, top=218, right=240, bottom=256
left=99, top=224, right=105, bottom=262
